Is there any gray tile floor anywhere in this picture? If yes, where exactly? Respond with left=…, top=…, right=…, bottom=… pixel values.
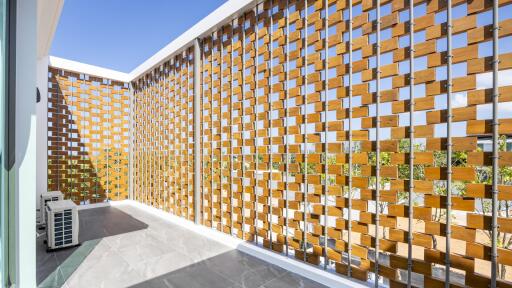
left=37, top=206, right=149, bottom=286
left=37, top=203, right=328, bottom=288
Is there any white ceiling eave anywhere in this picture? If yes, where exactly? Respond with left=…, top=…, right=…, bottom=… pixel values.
left=37, top=0, right=64, bottom=59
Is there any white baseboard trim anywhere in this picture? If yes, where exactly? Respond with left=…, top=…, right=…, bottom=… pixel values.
left=77, top=201, right=113, bottom=210
left=118, top=200, right=370, bottom=288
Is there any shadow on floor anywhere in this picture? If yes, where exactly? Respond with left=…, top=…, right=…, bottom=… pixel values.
left=37, top=206, right=148, bottom=286
left=128, top=249, right=328, bottom=288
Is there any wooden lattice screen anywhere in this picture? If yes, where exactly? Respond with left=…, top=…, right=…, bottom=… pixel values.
left=135, top=0, right=512, bottom=286
left=47, top=67, right=131, bottom=204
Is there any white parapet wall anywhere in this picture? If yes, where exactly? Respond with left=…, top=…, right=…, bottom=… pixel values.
left=48, top=56, right=131, bottom=82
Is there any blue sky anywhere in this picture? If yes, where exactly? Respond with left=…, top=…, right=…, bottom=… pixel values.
left=51, top=0, right=227, bottom=73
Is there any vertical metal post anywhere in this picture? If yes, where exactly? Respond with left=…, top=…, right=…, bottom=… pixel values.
left=148, top=76, right=151, bottom=206
left=255, top=4, right=260, bottom=246
left=194, top=38, right=202, bottom=224
left=186, top=56, right=190, bottom=217
left=151, top=75, right=154, bottom=206
left=158, top=70, right=162, bottom=209
left=139, top=79, right=142, bottom=204
left=230, top=22, right=235, bottom=236
left=158, top=70, right=162, bottom=208
left=201, top=45, right=206, bottom=223
left=407, top=0, right=415, bottom=286
left=156, top=75, right=158, bottom=205
left=168, top=66, right=172, bottom=211
left=150, top=75, right=154, bottom=206
left=181, top=57, right=185, bottom=217
left=155, top=71, right=158, bottom=207
left=284, top=0, right=290, bottom=257
left=220, top=28, right=224, bottom=232
left=156, top=74, right=159, bottom=207
left=445, top=0, right=453, bottom=286
left=147, top=81, right=150, bottom=200
left=129, top=83, right=134, bottom=201
left=140, top=79, right=143, bottom=204
left=347, top=0, right=353, bottom=276
left=491, top=0, right=500, bottom=286
left=128, top=82, right=134, bottom=201
left=322, top=0, right=329, bottom=270
left=106, top=80, right=110, bottom=203
left=169, top=68, right=178, bottom=215
left=177, top=61, right=181, bottom=213
left=153, top=74, right=156, bottom=207
left=170, top=66, right=174, bottom=212
left=167, top=67, right=171, bottom=210
left=303, top=0, right=309, bottom=262
left=166, top=67, right=169, bottom=210
left=375, top=0, right=381, bottom=286
left=143, top=78, right=148, bottom=205
left=80, top=77, right=86, bottom=201
left=169, top=66, right=172, bottom=211
left=269, top=0, right=274, bottom=251
left=147, top=77, right=150, bottom=205
left=241, top=15, right=246, bottom=240
left=174, top=60, right=179, bottom=214
left=158, top=68, right=167, bottom=211
left=187, top=53, right=191, bottom=220
left=152, top=75, right=155, bottom=207
left=211, top=36, right=215, bottom=229
left=161, top=71, right=165, bottom=207
left=161, top=68, right=166, bottom=209
left=137, top=86, right=140, bottom=202
left=144, top=77, right=147, bottom=205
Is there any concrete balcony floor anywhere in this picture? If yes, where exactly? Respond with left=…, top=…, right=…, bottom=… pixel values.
left=37, top=202, right=328, bottom=288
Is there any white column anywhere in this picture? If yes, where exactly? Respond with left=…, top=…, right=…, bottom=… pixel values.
left=15, top=0, right=37, bottom=286
left=36, top=55, right=48, bottom=216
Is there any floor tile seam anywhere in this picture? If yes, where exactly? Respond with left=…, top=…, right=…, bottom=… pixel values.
left=248, top=263, right=289, bottom=278
left=78, top=241, right=146, bottom=282
left=235, top=251, right=290, bottom=277
left=215, top=266, right=280, bottom=288
left=102, top=230, right=157, bottom=251
left=185, top=257, right=249, bottom=286
left=88, top=238, right=133, bottom=260
left=253, top=271, right=291, bottom=288
left=104, top=251, right=147, bottom=285
left=115, top=241, right=188, bottom=275
left=113, top=233, right=188, bottom=257
left=203, top=266, right=244, bottom=287
left=261, top=271, right=328, bottom=288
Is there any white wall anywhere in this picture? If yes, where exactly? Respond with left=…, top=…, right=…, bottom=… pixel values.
left=10, top=0, right=64, bottom=286
left=35, top=0, right=63, bottom=219
left=15, top=0, right=37, bottom=286
left=36, top=55, right=48, bottom=218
